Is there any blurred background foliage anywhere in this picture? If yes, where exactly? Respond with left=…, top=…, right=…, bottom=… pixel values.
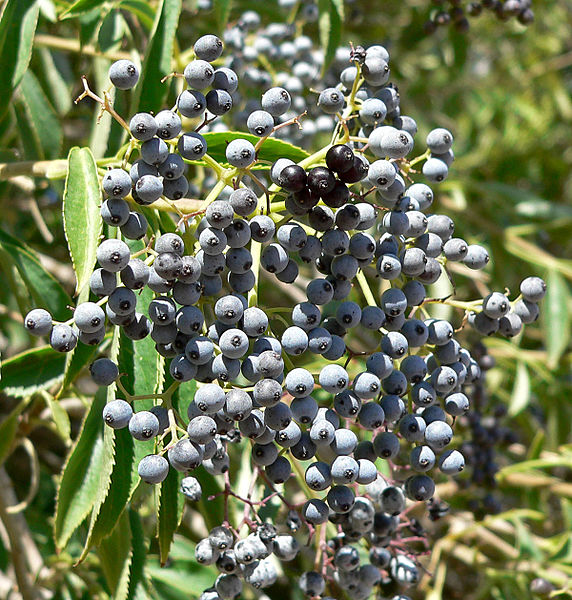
left=0, top=0, right=571, bottom=599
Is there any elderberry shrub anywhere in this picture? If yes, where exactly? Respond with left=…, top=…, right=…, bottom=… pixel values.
left=23, top=26, right=546, bottom=600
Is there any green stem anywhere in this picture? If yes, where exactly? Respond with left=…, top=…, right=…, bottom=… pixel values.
left=356, top=270, right=378, bottom=307
left=424, top=298, right=482, bottom=312
left=407, top=148, right=431, bottom=169
left=248, top=241, right=262, bottom=308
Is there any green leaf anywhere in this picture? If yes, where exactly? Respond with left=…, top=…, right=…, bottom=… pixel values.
left=97, top=509, right=133, bottom=600
left=0, top=0, right=40, bottom=123
left=542, top=268, right=571, bottom=369
left=44, top=393, right=72, bottom=442
left=118, top=0, right=156, bottom=30
left=148, top=561, right=216, bottom=600
left=127, top=509, right=150, bottom=600
left=317, top=0, right=343, bottom=74
left=0, top=398, right=31, bottom=465
left=157, top=468, right=185, bottom=565
left=60, top=0, right=108, bottom=19
left=508, top=361, right=530, bottom=417
left=0, top=346, right=66, bottom=397
left=79, top=427, right=135, bottom=559
left=38, top=48, right=73, bottom=116
left=194, top=466, right=224, bottom=533
left=63, top=147, right=103, bottom=296
left=213, top=0, right=232, bottom=29
left=200, top=131, right=309, bottom=167
left=0, top=228, right=72, bottom=321
left=130, top=0, right=182, bottom=114
left=77, top=328, right=122, bottom=560
left=117, top=257, right=163, bottom=499
left=172, top=380, right=196, bottom=429
left=14, top=102, right=42, bottom=160
left=98, top=9, right=126, bottom=53
left=57, top=280, right=103, bottom=401
left=18, top=70, right=63, bottom=160
left=56, top=336, right=103, bottom=400
left=54, top=388, right=112, bottom=550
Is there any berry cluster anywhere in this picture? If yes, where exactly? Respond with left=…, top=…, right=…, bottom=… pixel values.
left=423, top=0, right=534, bottom=33
left=23, top=30, right=546, bottom=600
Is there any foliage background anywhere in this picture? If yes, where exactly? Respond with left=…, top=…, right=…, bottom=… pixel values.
left=0, top=0, right=571, bottom=599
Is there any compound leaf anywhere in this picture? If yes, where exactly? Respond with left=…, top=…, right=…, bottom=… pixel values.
left=63, top=147, right=102, bottom=296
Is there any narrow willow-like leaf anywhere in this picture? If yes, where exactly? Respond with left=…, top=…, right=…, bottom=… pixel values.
left=63, top=147, right=102, bottom=296
left=127, top=509, right=150, bottom=600
left=38, top=48, right=73, bottom=116
left=0, top=346, right=65, bottom=398
left=543, top=268, right=571, bottom=369
left=213, top=0, right=233, bottom=29
left=508, top=361, right=530, bottom=417
left=118, top=243, right=163, bottom=499
left=78, top=428, right=135, bottom=559
left=130, top=0, right=182, bottom=114
left=171, top=380, right=196, bottom=430
left=97, top=509, right=133, bottom=600
left=148, top=562, right=216, bottom=598
left=45, top=393, right=71, bottom=442
left=19, top=71, right=62, bottom=160
left=0, top=0, right=40, bottom=123
left=317, top=0, right=342, bottom=74
left=0, top=398, right=31, bottom=465
left=54, top=388, right=113, bottom=550
left=60, top=0, right=108, bottom=18
left=56, top=334, right=105, bottom=400
left=200, top=131, right=309, bottom=166
left=195, top=466, right=224, bottom=533
left=57, top=277, right=102, bottom=402
left=157, top=468, right=185, bottom=566
left=0, top=228, right=72, bottom=321
left=77, top=328, right=122, bottom=561
left=118, top=0, right=156, bottom=30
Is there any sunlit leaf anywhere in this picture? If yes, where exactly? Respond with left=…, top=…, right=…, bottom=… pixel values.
left=63, top=147, right=102, bottom=296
